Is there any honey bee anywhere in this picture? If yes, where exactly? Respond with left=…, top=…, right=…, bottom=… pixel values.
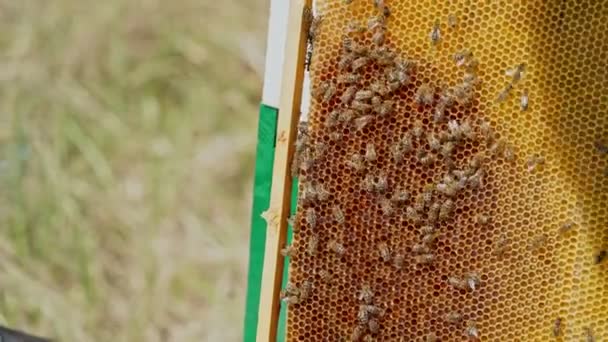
left=370, top=80, right=390, bottom=96
left=281, top=244, right=296, bottom=257
left=413, top=193, right=426, bottom=212
left=415, top=83, right=434, bottom=105
left=412, top=243, right=431, bottom=255
left=594, top=249, right=607, bottom=264
left=351, top=325, right=365, bottom=342
left=372, top=0, right=384, bottom=8
left=584, top=326, right=595, bottom=342
left=478, top=120, right=494, bottom=143
left=358, top=284, right=374, bottom=304
left=391, top=187, right=410, bottom=203
left=420, top=225, right=436, bottom=235
left=281, top=282, right=300, bottom=300
left=433, top=102, right=447, bottom=123
left=374, top=172, right=388, bottom=193
left=421, top=232, right=439, bottom=245
left=333, top=205, right=345, bottom=224
left=354, top=115, right=374, bottom=132
left=325, top=110, right=340, bottom=128
left=378, top=242, right=392, bottom=262
left=352, top=42, right=370, bottom=55
left=415, top=253, right=435, bottom=264
left=379, top=198, right=394, bottom=217
left=447, top=120, right=464, bottom=141
left=300, top=182, right=318, bottom=205
left=494, top=235, right=509, bottom=256
left=282, top=295, right=301, bottom=305
left=427, top=133, right=441, bottom=151
left=427, top=202, right=441, bottom=223
left=341, top=36, right=356, bottom=54
left=356, top=89, right=373, bottom=101
left=307, top=234, right=319, bottom=256
left=328, top=240, right=346, bottom=257
left=370, top=47, right=396, bottom=66
left=526, top=154, right=545, bottom=172
left=594, top=139, right=608, bottom=154
left=305, top=207, right=317, bottom=227
left=503, top=145, right=515, bottom=161
left=440, top=141, right=455, bottom=158
left=558, top=221, right=575, bottom=235
left=552, top=317, right=562, bottom=337
left=347, top=153, right=366, bottom=173
left=448, top=276, right=468, bottom=290
left=375, top=99, right=394, bottom=116
left=505, top=63, right=525, bottom=83
left=371, top=95, right=381, bottom=108
left=362, top=304, right=383, bottom=317
left=453, top=49, right=472, bottom=67
left=365, top=143, right=377, bottom=162
left=338, top=74, right=362, bottom=85
left=330, top=131, right=343, bottom=142
left=436, top=178, right=459, bottom=197
left=476, top=214, right=490, bottom=226
left=295, top=133, right=309, bottom=155
left=528, top=234, right=548, bottom=251
left=439, top=199, right=454, bottom=221
left=460, top=120, right=474, bottom=139
left=447, top=12, right=458, bottom=27
left=323, top=82, right=337, bottom=102
left=300, top=279, right=312, bottom=301
left=339, top=53, right=356, bottom=70
left=316, top=183, right=331, bottom=201
left=313, top=81, right=330, bottom=100
left=520, top=90, right=529, bottom=111
left=496, top=83, right=513, bottom=103
left=352, top=100, right=373, bottom=113
left=346, top=19, right=366, bottom=34
left=394, top=132, right=414, bottom=157
left=468, top=169, right=484, bottom=189
left=406, top=206, right=422, bottom=224
left=287, top=215, right=297, bottom=230
left=338, top=110, right=355, bottom=125
left=362, top=175, right=375, bottom=193
left=418, top=150, right=436, bottom=166
left=465, top=272, right=480, bottom=291
left=357, top=305, right=370, bottom=324
left=318, top=269, right=332, bottom=283
left=445, top=312, right=462, bottom=324
left=426, top=333, right=438, bottom=342
left=393, top=253, right=405, bottom=269
left=352, top=56, right=371, bottom=71
left=465, top=320, right=479, bottom=339
left=430, top=20, right=441, bottom=45
left=452, top=83, right=474, bottom=105
left=372, top=29, right=385, bottom=46
left=367, top=15, right=385, bottom=31
left=388, top=80, right=401, bottom=92
left=368, top=319, right=380, bottom=334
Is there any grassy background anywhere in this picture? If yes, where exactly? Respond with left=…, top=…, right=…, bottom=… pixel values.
left=0, top=0, right=268, bottom=340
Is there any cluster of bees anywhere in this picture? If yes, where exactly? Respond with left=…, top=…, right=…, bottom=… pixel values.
left=279, top=1, right=606, bottom=341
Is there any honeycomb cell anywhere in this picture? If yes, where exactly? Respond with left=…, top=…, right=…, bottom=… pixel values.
left=285, top=0, right=608, bottom=341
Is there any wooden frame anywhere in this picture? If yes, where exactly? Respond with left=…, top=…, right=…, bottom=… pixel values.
left=256, top=0, right=312, bottom=341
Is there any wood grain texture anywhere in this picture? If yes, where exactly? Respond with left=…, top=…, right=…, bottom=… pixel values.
left=256, top=0, right=312, bottom=341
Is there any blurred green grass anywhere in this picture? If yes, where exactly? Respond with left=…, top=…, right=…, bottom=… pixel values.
left=0, top=0, right=268, bottom=340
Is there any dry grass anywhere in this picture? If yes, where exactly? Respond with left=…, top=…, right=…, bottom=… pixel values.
left=0, top=0, right=268, bottom=340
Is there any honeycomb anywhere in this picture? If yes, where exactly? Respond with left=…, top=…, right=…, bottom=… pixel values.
left=285, top=1, right=608, bottom=341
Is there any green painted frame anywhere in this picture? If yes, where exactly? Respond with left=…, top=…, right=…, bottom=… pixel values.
left=243, top=104, right=297, bottom=342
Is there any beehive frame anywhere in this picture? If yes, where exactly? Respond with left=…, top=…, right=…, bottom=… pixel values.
left=250, top=1, right=608, bottom=341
